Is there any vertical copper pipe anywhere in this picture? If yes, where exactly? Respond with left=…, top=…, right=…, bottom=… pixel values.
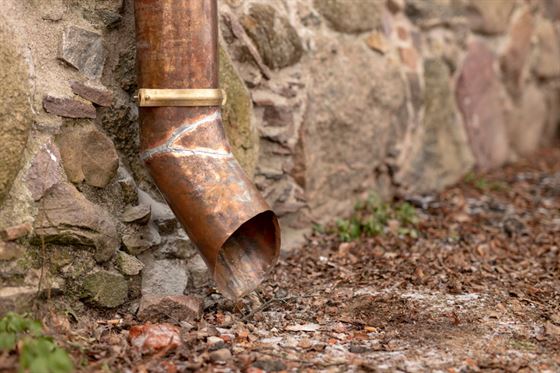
left=134, top=0, right=280, bottom=299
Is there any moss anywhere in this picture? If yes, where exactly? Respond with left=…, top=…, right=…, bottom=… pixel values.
left=81, top=270, right=128, bottom=308
left=219, top=45, right=258, bottom=178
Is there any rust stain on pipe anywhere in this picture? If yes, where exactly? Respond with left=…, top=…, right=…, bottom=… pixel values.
left=134, top=0, right=280, bottom=299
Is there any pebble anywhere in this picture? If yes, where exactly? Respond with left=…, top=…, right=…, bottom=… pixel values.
left=209, top=348, right=232, bottom=363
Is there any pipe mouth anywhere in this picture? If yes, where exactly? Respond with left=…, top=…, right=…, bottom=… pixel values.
left=213, top=210, right=280, bottom=299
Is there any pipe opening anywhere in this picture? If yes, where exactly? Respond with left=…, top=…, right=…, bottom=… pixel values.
left=214, top=211, right=280, bottom=299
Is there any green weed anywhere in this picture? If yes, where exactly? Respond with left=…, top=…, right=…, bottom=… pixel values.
left=334, top=194, right=419, bottom=242
left=464, top=172, right=507, bottom=192
left=0, top=312, right=73, bottom=373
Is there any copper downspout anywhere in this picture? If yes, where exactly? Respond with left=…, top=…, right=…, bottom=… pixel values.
left=134, top=0, right=280, bottom=299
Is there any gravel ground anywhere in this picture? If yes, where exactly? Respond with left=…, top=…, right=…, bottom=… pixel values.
left=5, top=148, right=560, bottom=372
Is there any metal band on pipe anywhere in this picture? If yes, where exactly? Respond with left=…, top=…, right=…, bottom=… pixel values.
left=137, top=88, right=227, bottom=107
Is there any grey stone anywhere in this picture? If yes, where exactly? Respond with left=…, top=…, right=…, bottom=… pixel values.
left=314, top=0, right=384, bottom=34
left=115, top=250, right=144, bottom=276
left=33, top=182, right=119, bottom=263
left=138, top=190, right=177, bottom=234
left=122, top=223, right=161, bottom=256
left=0, top=23, right=31, bottom=205
left=82, top=270, right=128, bottom=308
left=139, top=252, right=189, bottom=296
left=185, top=254, right=210, bottom=289
left=241, top=4, right=303, bottom=69
left=70, top=80, right=113, bottom=107
left=395, top=59, right=474, bottom=193
left=23, top=141, right=64, bottom=201
left=59, top=26, right=106, bottom=79
left=137, top=294, right=203, bottom=322
left=121, top=204, right=151, bottom=225
left=42, top=95, right=96, bottom=119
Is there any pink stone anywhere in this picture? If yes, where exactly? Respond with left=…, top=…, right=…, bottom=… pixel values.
left=456, top=41, right=510, bottom=170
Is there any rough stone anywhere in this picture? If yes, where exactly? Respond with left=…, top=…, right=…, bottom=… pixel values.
left=59, top=26, right=106, bottom=79
left=500, top=7, right=534, bottom=96
left=122, top=224, right=161, bottom=255
left=209, top=348, right=232, bottom=363
left=137, top=294, right=203, bottom=322
left=0, top=241, right=25, bottom=260
left=129, top=323, right=181, bottom=354
left=0, top=223, right=32, bottom=241
left=33, top=182, right=119, bottom=263
left=533, top=19, right=560, bottom=79
left=138, top=190, right=176, bottom=234
left=395, top=59, right=474, bottom=193
left=70, top=80, right=113, bottom=107
left=219, top=45, right=258, bottom=177
left=115, top=250, right=144, bottom=276
left=82, top=270, right=128, bottom=308
left=0, top=286, right=36, bottom=315
left=139, top=252, right=189, bottom=296
left=185, top=254, right=210, bottom=289
left=387, top=0, right=405, bottom=14
left=57, top=126, right=119, bottom=188
left=0, top=24, right=31, bottom=205
left=507, top=84, right=548, bottom=156
left=456, top=41, right=510, bottom=170
left=405, top=0, right=464, bottom=24
left=24, top=141, right=64, bottom=201
left=314, top=0, right=384, bottom=34
left=121, top=204, right=151, bottom=225
left=43, top=95, right=96, bottom=119
left=117, top=166, right=139, bottom=205
left=466, top=0, right=515, bottom=35
left=301, top=36, right=406, bottom=221
left=366, top=31, right=391, bottom=54
left=241, top=4, right=303, bottom=69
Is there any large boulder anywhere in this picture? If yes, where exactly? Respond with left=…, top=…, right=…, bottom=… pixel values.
left=395, top=59, right=474, bottom=193
left=301, top=36, right=405, bottom=221
left=0, top=22, right=31, bottom=206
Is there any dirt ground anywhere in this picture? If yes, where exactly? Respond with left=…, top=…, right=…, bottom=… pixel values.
left=5, top=148, right=560, bottom=372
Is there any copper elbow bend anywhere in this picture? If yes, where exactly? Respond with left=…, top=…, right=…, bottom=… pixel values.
left=134, top=0, right=280, bottom=299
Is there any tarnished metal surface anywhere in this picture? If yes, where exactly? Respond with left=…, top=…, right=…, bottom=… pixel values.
left=134, top=0, right=280, bottom=299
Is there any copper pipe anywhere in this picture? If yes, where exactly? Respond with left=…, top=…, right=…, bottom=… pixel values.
left=134, top=0, right=280, bottom=299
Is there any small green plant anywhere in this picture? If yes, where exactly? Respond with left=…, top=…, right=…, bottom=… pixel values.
left=464, top=172, right=507, bottom=192
left=0, top=312, right=73, bottom=373
left=334, top=193, right=419, bottom=241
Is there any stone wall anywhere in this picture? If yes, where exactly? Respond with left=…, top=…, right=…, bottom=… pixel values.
left=0, top=0, right=559, bottom=310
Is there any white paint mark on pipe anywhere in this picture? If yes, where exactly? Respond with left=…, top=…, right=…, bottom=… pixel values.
left=141, top=112, right=233, bottom=161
